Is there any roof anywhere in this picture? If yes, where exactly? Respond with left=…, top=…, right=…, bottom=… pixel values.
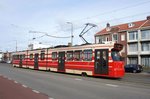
left=95, top=19, right=150, bottom=36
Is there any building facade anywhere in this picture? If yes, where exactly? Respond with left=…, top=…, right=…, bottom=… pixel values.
left=95, top=16, right=150, bottom=68
left=0, top=52, right=3, bottom=62
left=2, top=52, right=12, bottom=63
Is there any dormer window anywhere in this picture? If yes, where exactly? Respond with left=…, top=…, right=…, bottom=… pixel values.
left=128, top=23, right=135, bottom=28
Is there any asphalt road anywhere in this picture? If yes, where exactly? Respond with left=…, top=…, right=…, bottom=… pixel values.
left=0, top=63, right=150, bottom=99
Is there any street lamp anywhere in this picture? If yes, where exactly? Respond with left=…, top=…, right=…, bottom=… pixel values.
left=67, top=22, right=74, bottom=46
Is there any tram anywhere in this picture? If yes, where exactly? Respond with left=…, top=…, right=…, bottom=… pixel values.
left=12, top=42, right=124, bottom=78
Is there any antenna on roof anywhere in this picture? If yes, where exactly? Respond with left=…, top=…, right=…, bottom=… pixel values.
left=79, top=23, right=97, bottom=44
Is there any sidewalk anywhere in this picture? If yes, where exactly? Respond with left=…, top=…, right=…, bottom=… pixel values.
left=143, top=68, right=150, bottom=75
left=140, top=72, right=150, bottom=75
left=0, top=75, right=49, bottom=99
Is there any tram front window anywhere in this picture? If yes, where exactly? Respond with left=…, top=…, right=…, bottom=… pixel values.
left=111, top=43, right=123, bottom=61
left=111, top=51, right=121, bottom=61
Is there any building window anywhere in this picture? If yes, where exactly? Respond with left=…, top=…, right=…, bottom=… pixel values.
left=83, top=49, right=92, bottom=61
left=121, top=34, right=125, bottom=41
left=98, top=36, right=107, bottom=44
left=112, top=34, right=118, bottom=42
left=141, top=42, right=150, bottom=51
left=128, top=23, right=135, bottom=28
left=95, top=36, right=100, bottom=44
left=106, top=37, right=109, bottom=41
left=128, top=57, right=138, bottom=64
left=128, top=43, right=138, bottom=52
left=129, top=31, right=138, bottom=41
left=141, top=30, right=150, bottom=40
left=74, top=51, right=82, bottom=61
left=52, top=52, right=57, bottom=60
left=141, top=56, right=150, bottom=68
left=67, top=51, right=73, bottom=61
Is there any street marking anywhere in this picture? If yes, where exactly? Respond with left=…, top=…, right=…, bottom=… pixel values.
left=49, top=98, right=54, bottom=99
left=75, top=78, right=82, bottom=81
left=32, top=90, right=40, bottom=94
left=22, top=85, right=27, bottom=88
left=8, top=78, right=12, bottom=80
left=3, top=76, right=7, bottom=78
left=14, top=81, right=18, bottom=84
left=106, top=84, right=119, bottom=87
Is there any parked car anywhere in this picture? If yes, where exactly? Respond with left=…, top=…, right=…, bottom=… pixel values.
left=124, top=64, right=143, bottom=73
left=0, top=60, right=6, bottom=63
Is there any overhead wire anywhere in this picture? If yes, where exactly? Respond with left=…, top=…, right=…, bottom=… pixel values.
left=40, top=0, right=150, bottom=35
left=5, top=0, right=150, bottom=52
left=96, top=11, right=150, bottom=25
left=11, top=0, right=150, bottom=39
left=29, top=31, right=71, bottom=39
left=72, top=0, right=150, bottom=22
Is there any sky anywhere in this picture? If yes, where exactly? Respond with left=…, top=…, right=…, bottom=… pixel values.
left=0, top=0, right=150, bottom=52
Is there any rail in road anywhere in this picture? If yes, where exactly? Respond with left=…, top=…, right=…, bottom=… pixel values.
left=0, top=63, right=150, bottom=86
left=0, top=63, right=150, bottom=88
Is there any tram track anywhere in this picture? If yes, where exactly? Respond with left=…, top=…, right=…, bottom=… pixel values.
left=1, top=63, right=150, bottom=88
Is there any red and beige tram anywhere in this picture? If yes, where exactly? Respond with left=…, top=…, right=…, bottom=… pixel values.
left=12, top=42, right=124, bottom=78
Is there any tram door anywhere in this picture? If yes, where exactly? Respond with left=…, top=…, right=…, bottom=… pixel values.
left=58, top=52, right=65, bottom=72
left=34, top=53, right=39, bottom=70
left=94, top=49, right=109, bottom=75
left=19, top=55, right=22, bottom=67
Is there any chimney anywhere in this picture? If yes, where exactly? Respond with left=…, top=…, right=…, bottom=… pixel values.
left=146, top=16, right=150, bottom=20
left=106, top=23, right=110, bottom=27
left=106, top=23, right=111, bottom=31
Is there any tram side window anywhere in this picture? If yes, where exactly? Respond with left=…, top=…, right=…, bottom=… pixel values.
left=74, top=51, right=82, bottom=61
left=20, top=54, right=25, bottom=60
left=52, top=52, right=57, bottom=60
left=20, top=55, right=22, bottom=59
left=40, top=53, right=45, bottom=60
left=67, top=51, right=73, bottom=61
left=13, top=55, right=19, bottom=60
left=83, top=49, right=92, bottom=61
left=30, top=54, right=33, bottom=60
left=17, top=55, right=19, bottom=60
left=13, top=55, right=15, bottom=60
left=22, top=54, right=25, bottom=60
left=102, top=51, right=107, bottom=66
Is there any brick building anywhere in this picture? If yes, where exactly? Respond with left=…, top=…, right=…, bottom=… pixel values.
left=95, top=16, right=150, bottom=68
